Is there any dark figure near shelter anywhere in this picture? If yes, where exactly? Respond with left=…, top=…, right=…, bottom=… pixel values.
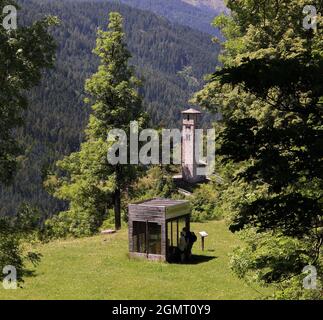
left=183, top=227, right=197, bottom=261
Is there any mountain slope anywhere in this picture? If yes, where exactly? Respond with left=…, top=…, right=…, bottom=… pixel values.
left=113, top=0, right=225, bottom=36
left=181, top=0, right=227, bottom=12
left=0, top=0, right=219, bottom=216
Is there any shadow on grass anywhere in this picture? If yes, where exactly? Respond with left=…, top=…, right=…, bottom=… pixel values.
left=22, top=269, right=38, bottom=278
left=169, top=254, right=217, bottom=265
left=186, top=254, right=217, bottom=265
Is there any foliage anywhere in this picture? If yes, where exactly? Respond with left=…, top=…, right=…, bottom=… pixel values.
left=0, top=0, right=219, bottom=217
left=132, top=165, right=223, bottom=223
left=0, top=0, right=56, bottom=285
left=13, top=203, right=44, bottom=240
left=190, top=183, right=221, bottom=222
left=0, top=218, right=25, bottom=284
left=230, top=229, right=323, bottom=300
left=131, top=166, right=177, bottom=202
left=0, top=205, right=43, bottom=285
left=46, top=12, right=147, bottom=236
left=45, top=209, right=100, bottom=239
left=0, top=0, right=57, bottom=185
left=100, top=209, right=116, bottom=231
left=44, top=140, right=112, bottom=238
left=194, top=0, right=323, bottom=299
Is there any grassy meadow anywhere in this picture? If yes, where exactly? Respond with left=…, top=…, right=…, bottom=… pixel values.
left=0, top=220, right=272, bottom=300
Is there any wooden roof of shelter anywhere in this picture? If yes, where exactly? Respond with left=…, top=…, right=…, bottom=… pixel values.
left=128, top=198, right=191, bottom=221
left=136, top=198, right=188, bottom=208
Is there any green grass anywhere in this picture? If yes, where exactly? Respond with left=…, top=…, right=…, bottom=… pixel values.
left=0, top=220, right=271, bottom=300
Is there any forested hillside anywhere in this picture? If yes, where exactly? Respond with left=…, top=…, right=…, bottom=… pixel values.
left=115, top=0, right=225, bottom=36
left=0, top=0, right=219, bottom=216
left=182, top=0, right=227, bottom=12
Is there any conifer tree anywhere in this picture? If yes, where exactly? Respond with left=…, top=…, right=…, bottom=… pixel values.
left=47, top=12, right=147, bottom=234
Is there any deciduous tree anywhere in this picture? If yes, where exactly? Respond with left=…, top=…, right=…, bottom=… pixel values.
left=194, top=0, right=323, bottom=299
left=0, top=0, right=57, bottom=283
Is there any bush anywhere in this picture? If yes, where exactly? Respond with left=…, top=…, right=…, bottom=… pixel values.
left=45, top=208, right=100, bottom=238
left=190, top=184, right=221, bottom=222
left=131, top=166, right=177, bottom=201
left=0, top=218, right=24, bottom=284
left=0, top=205, right=43, bottom=286
left=100, top=209, right=115, bottom=230
left=14, top=203, right=43, bottom=241
left=44, top=205, right=125, bottom=238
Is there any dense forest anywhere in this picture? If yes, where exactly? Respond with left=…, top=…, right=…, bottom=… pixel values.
left=114, top=0, right=225, bottom=36
left=0, top=0, right=220, bottom=217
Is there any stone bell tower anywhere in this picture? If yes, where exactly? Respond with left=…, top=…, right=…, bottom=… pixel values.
left=181, top=108, right=205, bottom=183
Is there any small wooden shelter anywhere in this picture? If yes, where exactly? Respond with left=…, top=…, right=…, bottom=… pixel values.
left=128, top=198, right=191, bottom=262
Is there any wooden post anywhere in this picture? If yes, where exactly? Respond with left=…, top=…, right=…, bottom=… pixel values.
left=146, top=220, right=149, bottom=258
left=199, top=231, right=208, bottom=252
left=114, top=188, right=121, bottom=230
left=176, top=219, right=179, bottom=246
left=186, top=215, right=190, bottom=232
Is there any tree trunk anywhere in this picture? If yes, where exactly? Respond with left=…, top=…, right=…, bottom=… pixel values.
left=114, top=188, right=121, bottom=230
